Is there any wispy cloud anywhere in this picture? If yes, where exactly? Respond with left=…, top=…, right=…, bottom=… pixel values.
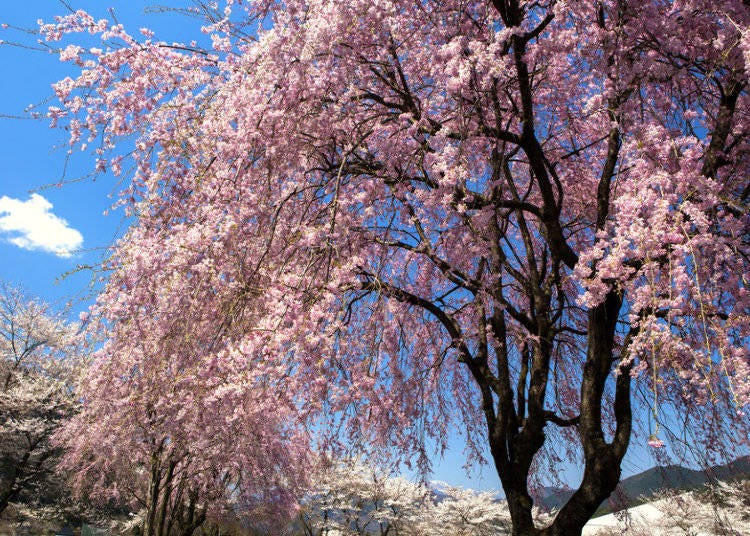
left=0, top=193, right=83, bottom=257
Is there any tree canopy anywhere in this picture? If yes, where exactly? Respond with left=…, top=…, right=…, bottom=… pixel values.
left=45, top=1, right=750, bottom=534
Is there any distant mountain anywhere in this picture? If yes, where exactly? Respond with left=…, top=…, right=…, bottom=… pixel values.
left=537, top=486, right=574, bottom=511
left=427, top=480, right=504, bottom=503
left=427, top=480, right=454, bottom=502
left=538, top=455, right=750, bottom=514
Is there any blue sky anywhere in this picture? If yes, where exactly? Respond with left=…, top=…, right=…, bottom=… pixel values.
left=0, top=1, right=666, bottom=494
left=0, top=1, right=191, bottom=309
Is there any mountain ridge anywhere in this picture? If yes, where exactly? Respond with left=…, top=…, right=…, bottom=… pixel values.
left=537, top=455, right=750, bottom=515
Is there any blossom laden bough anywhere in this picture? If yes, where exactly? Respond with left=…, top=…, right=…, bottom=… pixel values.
left=43, top=1, right=750, bottom=534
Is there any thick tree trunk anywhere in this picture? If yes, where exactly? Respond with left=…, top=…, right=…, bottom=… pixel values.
left=482, top=287, right=629, bottom=536
left=544, top=292, right=629, bottom=536
left=485, top=343, right=551, bottom=536
left=504, top=485, right=538, bottom=536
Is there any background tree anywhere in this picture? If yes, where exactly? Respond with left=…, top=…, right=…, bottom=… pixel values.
left=416, top=485, right=514, bottom=536
left=0, top=282, right=79, bottom=516
left=43, top=1, right=750, bottom=535
left=297, top=460, right=430, bottom=535
left=296, top=459, right=554, bottom=535
left=55, top=224, right=314, bottom=536
left=587, top=480, right=750, bottom=535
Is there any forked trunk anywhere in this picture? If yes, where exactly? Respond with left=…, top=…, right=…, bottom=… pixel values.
left=485, top=289, right=629, bottom=535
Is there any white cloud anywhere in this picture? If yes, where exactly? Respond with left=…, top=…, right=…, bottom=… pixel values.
left=0, top=193, right=83, bottom=257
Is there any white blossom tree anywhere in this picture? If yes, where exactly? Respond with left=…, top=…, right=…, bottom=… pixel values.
left=297, top=460, right=430, bottom=535
left=586, top=480, right=750, bottom=535
left=415, top=485, right=512, bottom=536
left=295, top=460, right=555, bottom=536
left=0, top=283, right=80, bottom=515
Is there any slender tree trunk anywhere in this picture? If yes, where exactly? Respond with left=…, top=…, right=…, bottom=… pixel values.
left=166, top=471, right=187, bottom=536
left=177, top=490, right=206, bottom=536
left=144, top=450, right=163, bottom=536
left=0, top=485, right=15, bottom=516
left=155, top=460, right=175, bottom=536
left=0, top=448, right=31, bottom=515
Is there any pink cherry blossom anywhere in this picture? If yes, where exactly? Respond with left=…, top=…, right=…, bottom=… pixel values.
left=43, top=1, right=750, bottom=534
